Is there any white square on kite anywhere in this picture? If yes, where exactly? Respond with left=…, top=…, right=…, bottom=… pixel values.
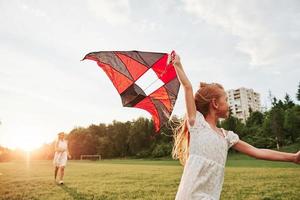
left=135, top=69, right=164, bottom=96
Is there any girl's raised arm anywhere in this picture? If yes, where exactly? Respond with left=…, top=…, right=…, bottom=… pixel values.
left=170, top=53, right=197, bottom=126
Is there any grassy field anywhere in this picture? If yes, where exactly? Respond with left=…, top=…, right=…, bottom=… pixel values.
left=0, top=157, right=299, bottom=200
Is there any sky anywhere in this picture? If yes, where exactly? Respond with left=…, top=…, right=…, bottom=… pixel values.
left=0, top=0, right=299, bottom=150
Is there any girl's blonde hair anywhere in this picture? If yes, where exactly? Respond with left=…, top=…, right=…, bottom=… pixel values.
left=172, top=82, right=224, bottom=165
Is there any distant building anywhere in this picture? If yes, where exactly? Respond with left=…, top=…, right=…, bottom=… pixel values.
left=226, top=87, right=261, bottom=123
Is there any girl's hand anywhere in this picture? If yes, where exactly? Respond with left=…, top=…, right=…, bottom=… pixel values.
left=172, top=54, right=181, bottom=67
left=294, top=151, right=300, bottom=164
left=168, top=51, right=182, bottom=68
left=68, top=154, right=72, bottom=159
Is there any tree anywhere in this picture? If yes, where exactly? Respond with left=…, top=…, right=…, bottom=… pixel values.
left=283, top=93, right=295, bottom=109
left=284, top=105, right=300, bottom=143
left=0, top=146, right=12, bottom=162
left=246, top=111, right=264, bottom=128
left=68, top=127, right=101, bottom=158
left=261, top=112, right=278, bottom=148
left=96, top=136, right=114, bottom=158
left=297, top=82, right=300, bottom=101
left=269, top=106, right=285, bottom=148
left=127, top=117, right=153, bottom=156
left=220, top=115, right=245, bottom=136
left=107, top=120, right=131, bottom=157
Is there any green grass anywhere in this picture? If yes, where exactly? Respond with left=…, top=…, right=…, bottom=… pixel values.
left=278, top=142, right=300, bottom=153
left=227, top=153, right=300, bottom=168
left=0, top=159, right=299, bottom=200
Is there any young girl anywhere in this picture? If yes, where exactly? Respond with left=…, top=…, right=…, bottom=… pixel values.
left=53, top=132, right=71, bottom=184
left=170, top=53, right=300, bottom=200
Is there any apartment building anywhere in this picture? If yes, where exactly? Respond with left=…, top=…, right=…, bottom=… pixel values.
left=226, top=87, right=261, bottom=123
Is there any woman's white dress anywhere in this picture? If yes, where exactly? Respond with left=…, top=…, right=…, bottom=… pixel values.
left=53, top=140, right=68, bottom=167
left=175, top=111, right=239, bottom=200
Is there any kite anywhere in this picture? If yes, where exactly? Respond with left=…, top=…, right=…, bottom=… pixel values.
left=82, top=51, right=180, bottom=132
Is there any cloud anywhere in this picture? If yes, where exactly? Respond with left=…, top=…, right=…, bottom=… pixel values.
left=182, top=0, right=300, bottom=66
left=88, top=0, right=130, bottom=25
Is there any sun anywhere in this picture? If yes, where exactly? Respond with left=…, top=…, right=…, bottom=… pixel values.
left=0, top=121, right=54, bottom=151
left=15, top=141, right=41, bottom=152
left=5, top=137, right=42, bottom=151
left=1, top=128, right=45, bottom=151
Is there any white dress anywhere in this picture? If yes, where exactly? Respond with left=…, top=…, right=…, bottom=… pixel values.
left=53, top=139, right=68, bottom=167
left=175, top=111, right=239, bottom=200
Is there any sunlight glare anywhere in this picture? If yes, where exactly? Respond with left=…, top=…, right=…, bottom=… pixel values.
left=2, top=126, right=45, bottom=151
